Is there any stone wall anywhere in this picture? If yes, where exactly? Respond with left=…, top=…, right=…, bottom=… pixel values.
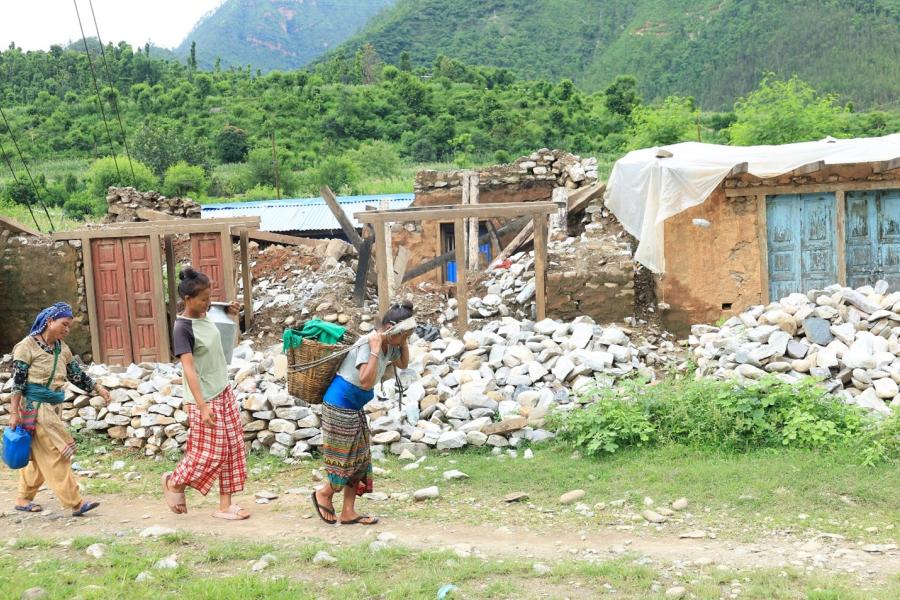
left=105, top=187, right=202, bottom=223
left=0, top=225, right=90, bottom=359
left=659, top=164, right=900, bottom=336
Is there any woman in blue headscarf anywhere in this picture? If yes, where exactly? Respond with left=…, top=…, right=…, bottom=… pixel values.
left=7, top=302, right=110, bottom=516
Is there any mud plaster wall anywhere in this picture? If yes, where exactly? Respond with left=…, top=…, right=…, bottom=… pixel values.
left=659, top=164, right=900, bottom=336
left=0, top=230, right=90, bottom=359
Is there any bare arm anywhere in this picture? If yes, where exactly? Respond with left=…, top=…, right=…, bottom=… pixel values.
left=8, top=392, right=21, bottom=428
left=180, top=353, right=215, bottom=426
left=395, top=337, right=410, bottom=370
left=357, top=332, right=383, bottom=390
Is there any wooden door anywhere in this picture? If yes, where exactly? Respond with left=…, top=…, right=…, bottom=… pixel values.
left=845, top=189, right=900, bottom=291
left=191, top=232, right=225, bottom=301
left=122, top=237, right=161, bottom=364
left=767, top=193, right=837, bottom=300
left=91, top=239, right=133, bottom=365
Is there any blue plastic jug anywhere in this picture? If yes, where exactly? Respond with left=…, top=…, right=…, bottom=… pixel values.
left=2, top=426, right=32, bottom=470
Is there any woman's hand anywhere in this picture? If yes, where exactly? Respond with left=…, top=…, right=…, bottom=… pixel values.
left=8, top=411, right=21, bottom=429
left=199, top=403, right=216, bottom=427
left=368, top=331, right=383, bottom=353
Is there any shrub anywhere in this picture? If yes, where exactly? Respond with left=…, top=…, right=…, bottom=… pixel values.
left=346, top=141, right=401, bottom=179
left=549, top=397, right=655, bottom=456
left=240, top=185, right=280, bottom=201
left=86, top=156, right=158, bottom=199
left=304, top=156, right=360, bottom=195
left=216, top=125, right=249, bottom=163
left=162, top=161, right=208, bottom=197
left=243, top=147, right=298, bottom=196
left=63, top=191, right=104, bottom=220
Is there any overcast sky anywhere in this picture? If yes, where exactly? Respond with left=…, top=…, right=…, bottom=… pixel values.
left=1, top=0, right=225, bottom=51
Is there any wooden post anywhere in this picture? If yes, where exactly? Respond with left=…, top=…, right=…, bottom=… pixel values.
left=80, top=236, right=102, bottom=363
left=148, top=232, right=171, bottom=362
left=835, top=190, right=847, bottom=287
left=353, top=237, right=373, bottom=306
left=164, top=234, right=178, bottom=331
left=320, top=186, right=364, bottom=249
left=454, top=218, right=468, bottom=334
left=469, top=174, right=480, bottom=270
left=239, top=229, right=253, bottom=329
left=374, top=217, right=390, bottom=318
left=550, top=187, right=569, bottom=239
left=380, top=198, right=395, bottom=296
left=756, top=194, right=770, bottom=304
left=271, top=131, right=280, bottom=200
left=533, top=213, right=548, bottom=321
left=220, top=226, right=236, bottom=302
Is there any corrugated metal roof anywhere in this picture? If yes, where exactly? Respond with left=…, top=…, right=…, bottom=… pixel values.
left=200, top=193, right=415, bottom=233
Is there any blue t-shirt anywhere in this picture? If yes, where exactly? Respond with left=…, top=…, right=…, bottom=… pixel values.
left=323, top=375, right=374, bottom=411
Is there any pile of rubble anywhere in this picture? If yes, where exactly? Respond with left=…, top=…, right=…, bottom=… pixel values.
left=0, top=317, right=679, bottom=460
left=690, top=282, right=900, bottom=415
left=104, top=187, right=202, bottom=223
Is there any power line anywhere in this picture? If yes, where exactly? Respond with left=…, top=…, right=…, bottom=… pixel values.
left=0, top=138, right=42, bottom=232
left=72, top=0, right=121, bottom=181
left=87, top=0, right=136, bottom=183
left=0, top=105, right=55, bottom=231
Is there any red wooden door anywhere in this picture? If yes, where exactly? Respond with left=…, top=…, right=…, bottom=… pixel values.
left=122, top=237, right=161, bottom=364
left=91, top=239, right=133, bottom=365
left=190, top=232, right=225, bottom=301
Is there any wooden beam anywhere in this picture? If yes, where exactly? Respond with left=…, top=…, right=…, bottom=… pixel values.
left=756, top=195, right=770, bottom=305
left=80, top=236, right=102, bottom=363
left=148, top=232, right=171, bottom=362
left=725, top=180, right=900, bottom=198
left=380, top=198, right=395, bottom=295
left=465, top=173, right=480, bottom=270
left=236, top=228, right=322, bottom=248
left=164, top=235, right=178, bottom=337
left=835, top=190, right=847, bottom=287
left=789, top=160, right=826, bottom=176
left=353, top=238, right=373, bottom=307
left=51, top=217, right=261, bottom=240
left=220, top=226, right=236, bottom=303
left=321, top=185, right=365, bottom=250
left=454, top=218, right=468, bottom=335
left=355, top=202, right=557, bottom=224
left=533, top=213, right=548, bottom=321
left=0, top=215, right=43, bottom=237
left=240, top=229, right=253, bottom=329
left=873, top=157, right=900, bottom=173
left=374, top=215, right=390, bottom=318
left=490, top=220, right=534, bottom=267
left=393, top=246, right=411, bottom=292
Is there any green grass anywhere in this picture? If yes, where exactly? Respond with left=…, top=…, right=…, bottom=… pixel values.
left=0, top=200, right=96, bottom=232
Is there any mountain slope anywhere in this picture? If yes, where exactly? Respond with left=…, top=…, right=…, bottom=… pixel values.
left=176, top=0, right=397, bottom=71
left=333, top=0, right=900, bottom=109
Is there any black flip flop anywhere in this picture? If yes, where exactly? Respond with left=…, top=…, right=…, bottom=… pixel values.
left=310, top=491, right=336, bottom=525
left=72, top=501, right=100, bottom=517
left=340, top=515, right=380, bottom=525
left=14, top=502, right=42, bottom=513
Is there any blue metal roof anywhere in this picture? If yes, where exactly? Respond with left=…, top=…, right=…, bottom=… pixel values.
left=201, top=193, right=414, bottom=233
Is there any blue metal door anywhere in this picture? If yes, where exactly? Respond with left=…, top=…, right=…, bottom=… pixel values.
left=767, top=193, right=837, bottom=300
left=845, top=189, right=900, bottom=290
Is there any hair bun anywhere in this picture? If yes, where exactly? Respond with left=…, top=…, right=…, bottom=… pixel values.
left=179, top=266, right=197, bottom=281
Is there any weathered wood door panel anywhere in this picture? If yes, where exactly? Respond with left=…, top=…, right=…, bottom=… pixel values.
left=767, top=193, right=837, bottom=300
left=122, top=237, right=161, bottom=364
left=190, top=232, right=225, bottom=301
left=91, top=239, right=133, bottom=365
left=845, top=189, right=900, bottom=290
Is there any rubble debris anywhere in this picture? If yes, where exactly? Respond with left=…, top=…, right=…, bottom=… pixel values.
left=104, top=187, right=202, bottom=223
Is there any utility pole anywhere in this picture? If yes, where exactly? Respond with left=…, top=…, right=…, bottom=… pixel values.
left=271, top=131, right=281, bottom=200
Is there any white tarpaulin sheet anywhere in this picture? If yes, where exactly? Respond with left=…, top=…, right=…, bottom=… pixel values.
left=606, top=134, right=900, bottom=273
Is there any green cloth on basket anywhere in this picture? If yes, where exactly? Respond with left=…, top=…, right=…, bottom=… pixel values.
left=283, top=319, right=346, bottom=352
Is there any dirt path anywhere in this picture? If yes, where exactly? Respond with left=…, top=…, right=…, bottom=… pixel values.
left=1, top=485, right=897, bottom=579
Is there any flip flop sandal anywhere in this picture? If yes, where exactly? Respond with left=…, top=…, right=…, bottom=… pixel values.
left=72, top=501, right=100, bottom=517
left=310, top=491, right=336, bottom=525
left=340, top=515, right=379, bottom=525
left=14, top=502, right=42, bottom=513
left=213, top=504, right=250, bottom=520
left=162, top=472, right=187, bottom=514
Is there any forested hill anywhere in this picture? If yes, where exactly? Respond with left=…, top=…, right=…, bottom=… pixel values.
left=175, top=0, right=397, bottom=71
left=333, top=0, right=900, bottom=109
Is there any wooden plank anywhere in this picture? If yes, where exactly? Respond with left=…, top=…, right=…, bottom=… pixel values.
left=465, top=173, right=480, bottom=270
left=163, top=235, right=178, bottom=336
left=220, top=226, right=236, bottom=303
left=490, top=221, right=534, bottom=267
left=533, top=213, right=548, bottom=321
left=873, top=157, right=900, bottom=173
left=393, top=246, right=411, bottom=289
left=549, top=187, right=568, bottom=238
left=240, top=229, right=253, bottom=329
left=148, top=232, right=171, bottom=362
left=725, top=180, right=900, bottom=198
left=835, top=190, right=847, bottom=286
left=380, top=198, right=395, bottom=295
left=454, top=218, right=468, bottom=335
left=486, top=221, right=501, bottom=258
left=353, top=237, right=373, bottom=307
left=135, top=208, right=179, bottom=221
left=0, top=215, right=43, bottom=237
left=789, top=160, right=826, bottom=176
left=355, top=202, right=557, bottom=224
left=236, top=228, right=322, bottom=248
left=51, top=216, right=261, bottom=240
left=756, top=195, right=770, bottom=304
left=321, top=185, right=364, bottom=250
left=80, top=236, right=102, bottom=363
left=374, top=217, right=390, bottom=318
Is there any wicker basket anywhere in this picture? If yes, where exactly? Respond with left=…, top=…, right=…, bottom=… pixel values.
left=286, top=333, right=357, bottom=404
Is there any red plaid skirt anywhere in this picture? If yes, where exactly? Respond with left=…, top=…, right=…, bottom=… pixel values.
left=170, top=386, right=247, bottom=495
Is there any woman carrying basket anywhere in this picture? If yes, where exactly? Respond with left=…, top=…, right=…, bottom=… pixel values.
left=7, top=302, right=111, bottom=516
left=311, top=301, right=414, bottom=525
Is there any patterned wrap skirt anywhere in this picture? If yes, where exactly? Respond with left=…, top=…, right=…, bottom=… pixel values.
left=321, top=402, right=373, bottom=494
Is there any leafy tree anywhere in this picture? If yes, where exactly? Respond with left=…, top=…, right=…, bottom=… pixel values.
left=305, top=156, right=360, bottom=194
left=627, top=96, right=699, bottom=149
left=728, top=75, right=848, bottom=145
left=604, top=75, right=641, bottom=118
left=215, top=125, right=249, bottom=163
left=347, top=141, right=401, bottom=179
left=244, top=147, right=298, bottom=196
left=86, top=156, right=158, bottom=199
left=162, top=161, right=208, bottom=197
left=5, top=179, right=36, bottom=206
left=63, top=191, right=104, bottom=220
left=132, top=122, right=209, bottom=177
